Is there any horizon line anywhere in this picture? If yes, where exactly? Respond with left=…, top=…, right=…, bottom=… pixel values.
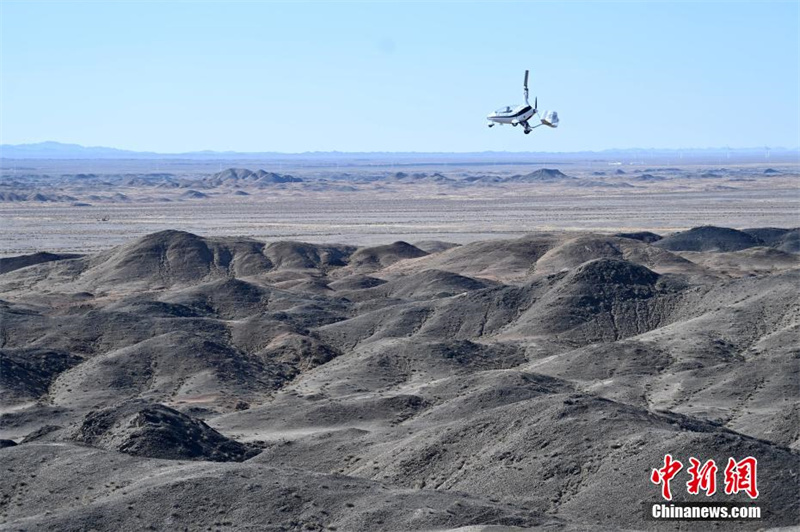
left=1, top=140, right=798, bottom=157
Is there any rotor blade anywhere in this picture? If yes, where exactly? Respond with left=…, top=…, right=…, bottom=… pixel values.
left=523, top=70, right=530, bottom=105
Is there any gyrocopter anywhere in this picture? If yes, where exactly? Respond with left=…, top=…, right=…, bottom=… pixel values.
left=487, top=70, right=559, bottom=135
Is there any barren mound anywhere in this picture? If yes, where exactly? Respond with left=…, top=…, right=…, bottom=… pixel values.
left=655, top=225, right=763, bottom=252
left=181, top=189, right=208, bottom=199
left=0, top=348, right=83, bottom=402
left=79, top=230, right=273, bottom=288
left=777, top=229, right=800, bottom=252
left=570, top=256, right=661, bottom=285
left=206, top=168, right=302, bottom=185
left=71, top=401, right=259, bottom=461
left=743, top=227, right=800, bottom=253
left=533, top=235, right=694, bottom=276
left=328, top=274, right=387, bottom=291
left=211, top=168, right=255, bottom=180
left=614, top=231, right=662, bottom=243
left=386, top=233, right=562, bottom=281
left=344, top=269, right=493, bottom=303
left=0, top=251, right=81, bottom=275
left=504, top=258, right=682, bottom=343
left=742, top=226, right=793, bottom=244
left=349, top=241, right=428, bottom=270
left=412, top=240, right=461, bottom=253
left=511, top=168, right=573, bottom=181
left=265, top=241, right=355, bottom=270
left=678, top=247, right=800, bottom=276
left=160, top=278, right=270, bottom=319
left=634, top=173, right=666, bottom=181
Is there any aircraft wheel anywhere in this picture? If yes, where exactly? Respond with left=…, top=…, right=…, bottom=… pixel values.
left=524, top=130, right=531, bottom=135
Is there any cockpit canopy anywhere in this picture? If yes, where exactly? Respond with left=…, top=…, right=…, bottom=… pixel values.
left=495, top=105, right=514, bottom=114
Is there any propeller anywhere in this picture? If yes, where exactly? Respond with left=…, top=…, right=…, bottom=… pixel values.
left=534, top=96, right=537, bottom=113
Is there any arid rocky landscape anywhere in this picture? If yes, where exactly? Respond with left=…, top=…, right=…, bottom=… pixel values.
left=4, top=0, right=799, bottom=525
left=3, top=0, right=799, bottom=526
left=1, top=195, right=798, bottom=530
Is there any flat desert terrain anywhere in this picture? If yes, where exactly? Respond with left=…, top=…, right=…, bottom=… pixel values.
left=1, top=158, right=797, bottom=255
left=0, top=157, right=798, bottom=530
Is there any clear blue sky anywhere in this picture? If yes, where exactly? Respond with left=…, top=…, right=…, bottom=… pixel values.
left=1, top=1, right=798, bottom=153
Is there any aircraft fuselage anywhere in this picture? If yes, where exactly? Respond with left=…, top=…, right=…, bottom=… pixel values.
left=487, top=104, right=534, bottom=125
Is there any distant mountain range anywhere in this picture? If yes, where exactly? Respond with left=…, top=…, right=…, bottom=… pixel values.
left=1, top=141, right=797, bottom=161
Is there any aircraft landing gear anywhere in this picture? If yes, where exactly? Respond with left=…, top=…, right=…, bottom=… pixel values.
left=524, top=129, right=531, bottom=135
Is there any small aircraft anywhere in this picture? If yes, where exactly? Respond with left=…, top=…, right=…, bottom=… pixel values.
left=487, top=70, right=559, bottom=134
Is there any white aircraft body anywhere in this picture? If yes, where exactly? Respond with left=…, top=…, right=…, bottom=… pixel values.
left=487, top=70, right=559, bottom=135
